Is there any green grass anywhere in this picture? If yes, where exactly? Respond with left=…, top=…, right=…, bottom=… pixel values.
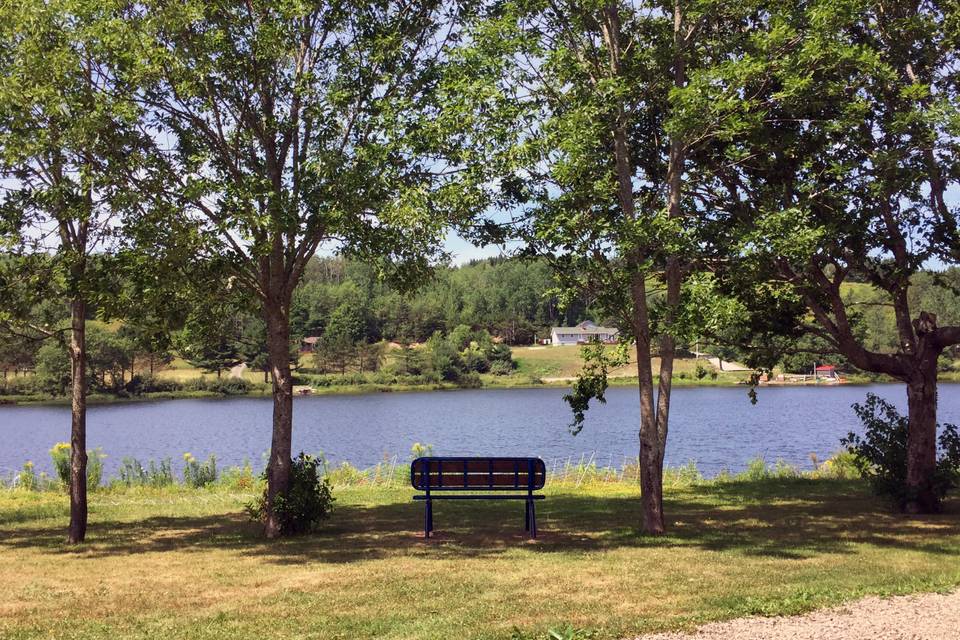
left=512, top=344, right=640, bottom=379
left=512, top=346, right=750, bottom=384
left=2, top=477, right=959, bottom=640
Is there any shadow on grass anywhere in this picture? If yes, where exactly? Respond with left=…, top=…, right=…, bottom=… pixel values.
left=2, top=479, right=959, bottom=564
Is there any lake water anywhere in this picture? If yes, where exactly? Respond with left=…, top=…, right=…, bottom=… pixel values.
left=2, top=383, right=959, bottom=479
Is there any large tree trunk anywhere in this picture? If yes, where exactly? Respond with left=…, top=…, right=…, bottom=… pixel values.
left=67, top=297, right=88, bottom=544
left=636, top=367, right=664, bottom=531
left=263, top=301, right=293, bottom=538
left=905, top=351, right=940, bottom=513
left=648, top=263, right=681, bottom=536
left=631, top=273, right=665, bottom=534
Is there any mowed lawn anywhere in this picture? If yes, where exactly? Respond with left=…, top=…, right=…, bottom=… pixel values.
left=512, top=345, right=749, bottom=383
left=2, top=479, right=960, bottom=640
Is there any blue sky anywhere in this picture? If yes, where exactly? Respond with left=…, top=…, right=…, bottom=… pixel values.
left=443, top=231, right=515, bottom=265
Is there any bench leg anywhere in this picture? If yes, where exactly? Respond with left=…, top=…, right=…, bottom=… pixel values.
left=424, top=498, right=431, bottom=539
left=530, top=499, right=537, bottom=539
left=428, top=499, right=434, bottom=533
left=524, top=499, right=530, bottom=532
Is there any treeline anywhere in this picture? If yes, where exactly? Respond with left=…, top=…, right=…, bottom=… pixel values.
left=292, top=256, right=588, bottom=345
left=0, top=257, right=549, bottom=394
left=4, top=257, right=958, bottom=395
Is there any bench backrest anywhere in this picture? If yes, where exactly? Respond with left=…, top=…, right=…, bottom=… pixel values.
left=410, top=457, right=546, bottom=491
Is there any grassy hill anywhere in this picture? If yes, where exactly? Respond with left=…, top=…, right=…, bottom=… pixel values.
left=512, top=345, right=751, bottom=384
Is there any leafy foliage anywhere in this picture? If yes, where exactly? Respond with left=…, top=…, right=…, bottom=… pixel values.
left=843, top=394, right=960, bottom=508
left=246, top=453, right=335, bottom=535
left=564, top=340, right=630, bottom=435
left=48, top=443, right=104, bottom=490
left=182, top=453, right=218, bottom=488
left=116, top=457, right=175, bottom=488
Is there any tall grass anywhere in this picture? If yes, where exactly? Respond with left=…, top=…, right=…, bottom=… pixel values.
left=1, top=444, right=861, bottom=493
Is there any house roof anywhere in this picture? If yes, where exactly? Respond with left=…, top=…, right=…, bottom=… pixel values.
left=551, top=322, right=619, bottom=334
left=815, top=365, right=836, bottom=371
left=302, top=336, right=321, bottom=344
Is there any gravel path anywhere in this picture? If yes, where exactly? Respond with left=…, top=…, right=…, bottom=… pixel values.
left=638, top=590, right=960, bottom=640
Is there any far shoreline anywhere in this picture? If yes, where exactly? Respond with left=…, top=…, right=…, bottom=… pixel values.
left=3, top=375, right=957, bottom=408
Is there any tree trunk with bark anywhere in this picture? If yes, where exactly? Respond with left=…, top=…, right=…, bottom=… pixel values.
left=904, top=312, right=943, bottom=513
left=67, top=296, right=88, bottom=544
left=263, top=298, right=294, bottom=538
left=632, top=272, right=665, bottom=534
left=905, top=368, right=939, bottom=512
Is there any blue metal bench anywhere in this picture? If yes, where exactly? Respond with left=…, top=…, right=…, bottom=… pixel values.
left=411, top=456, right=546, bottom=539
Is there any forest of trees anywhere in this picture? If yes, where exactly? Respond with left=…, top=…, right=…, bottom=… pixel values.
left=0, top=256, right=582, bottom=392
left=4, top=256, right=959, bottom=393
left=293, top=256, right=591, bottom=345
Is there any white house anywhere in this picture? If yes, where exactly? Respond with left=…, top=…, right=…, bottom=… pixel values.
left=549, top=321, right=619, bottom=346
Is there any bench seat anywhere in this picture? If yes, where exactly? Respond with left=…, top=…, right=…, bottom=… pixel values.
left=410, top=456, right=546, bottom=538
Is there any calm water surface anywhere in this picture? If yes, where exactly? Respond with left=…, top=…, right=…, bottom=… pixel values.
left=2, top=384, right=959, bottom=478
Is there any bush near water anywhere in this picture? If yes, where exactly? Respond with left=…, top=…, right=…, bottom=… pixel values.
left=843, top=394, right=960, bottom=509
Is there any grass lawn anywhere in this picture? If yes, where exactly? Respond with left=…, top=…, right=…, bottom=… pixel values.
left=153, top=358, right=269, bottom=385
left=512, top=345, right=750, bottom=384
left=2, top=478, right=959, bottom=640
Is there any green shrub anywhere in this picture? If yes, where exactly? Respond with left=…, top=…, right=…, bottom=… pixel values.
left=740, top=457, right=769, bottom=481
left=16, top=461, right=38, bottom=490
left=183, top=453, right=218, bottom=487
left=218, top=459, right=256, bottom=490
left=462, top=348, right=491, bottom=373
left=115, top=457, right=175, bottom=487
left=246, top=452, right=335, bottom=534
left=490, top=360, right=515, bottom=376
left=85, top=449, right=104, bottom=489
left=695, top=364, right=709, bottom=379
left=34, top=342, right=72, bottom=396
left=813, top=451, right=861, bottom=479
left=488, top=342, right=515, bottom=366
left=327, top=461, right=367, bottom=485
left=458, top=371, right=483, bottom=388
left=125, top=375, right=183, bottom=395
left=843, top=393, right=960, bottom=508
left=11, top=461, right=56, bottom=491
left=427, top=332, right=465, bottom=381
left=545, top=625, right=597, bottom=640
left=300, top=372, right=369, bottom=387
left=49, top=443, right=70, bottom=486
left=736, top=457, right=799, bottom=481
left=665, top=460, right=703, bottom=484
left=0, top=376, right=40, bottom=396
left=772, top=459, right=800, bottom=478
left=370, top=371, right=398, bottom=385
left=182, top=378, right=252, bottom=395
left=48, top=443, right=104, bottom=490
left=209, top=378, right=251, bottom=395
left=410, top=442, right=434, bottom=459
